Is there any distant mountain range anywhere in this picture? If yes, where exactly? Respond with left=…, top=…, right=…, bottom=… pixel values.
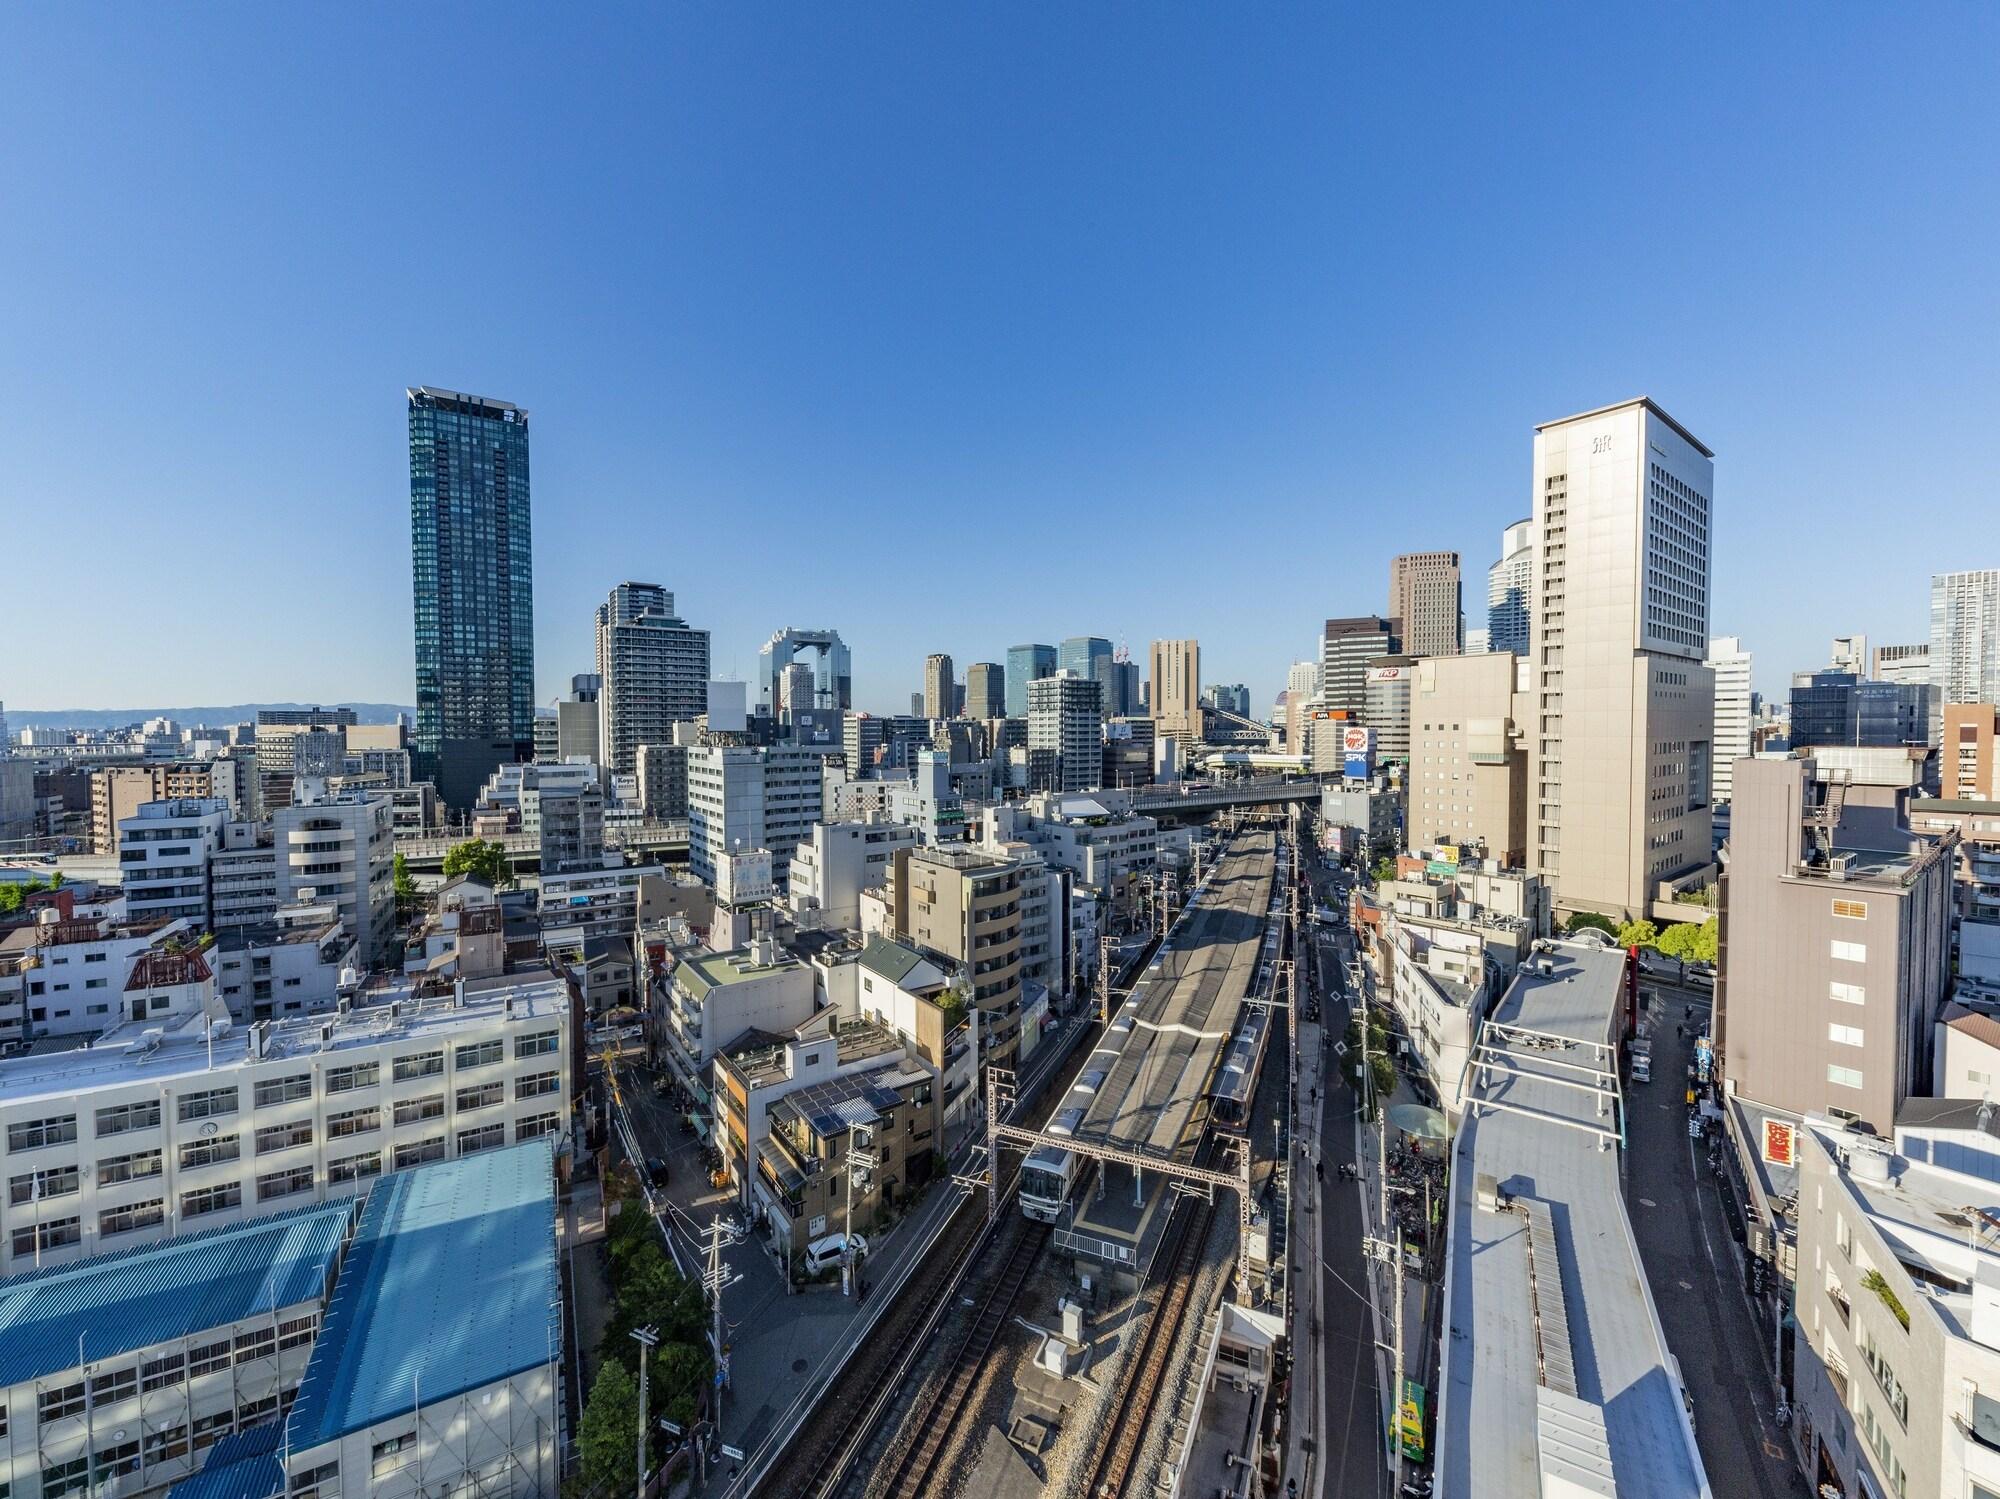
left=6, top=703, right=416, bottom=731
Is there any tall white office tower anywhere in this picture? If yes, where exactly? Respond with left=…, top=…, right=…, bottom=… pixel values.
left=1486, top=517, right=1533, bottom=656
left=1930, top=569, right=2000, bottom=705
left=1705, top=636, right=1753, bottom=804
left=1529, top=399, right=1715, bottom=917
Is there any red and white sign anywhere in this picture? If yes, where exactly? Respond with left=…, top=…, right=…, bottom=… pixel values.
left=1762, top=1118, right=1797, bottom=1168
left=1342, top=726, right=1370, bottom=753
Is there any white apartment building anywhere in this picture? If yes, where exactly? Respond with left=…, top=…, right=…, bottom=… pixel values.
left=211, top=903, right=357, bottom=1025
left=1529, top=398, right=1716, bottom=918
left=0, top=971, right=571, bottom=1275
left=1027, top=674, right=1104, bottom=793
left=787, top=819, right=921, bottom=930
left=1284, top=660, right=1321, bottom=752
left=537, top=863, right=663, bottom=951
left=1932, top=569, right=2000, bottom=706
left=1705, top=636, right=1754, bottom=804
left=118, top=799, right=230, bottom=927
left=687, top=746, right=825, bottom=893
left=595, top=582, right=711, bottom=773
left=0, top=913, right=196, bottom=1047
left=982, top=790, right=1158, bottom=891
left=655, top=939, right=817, bottom=1101
left=1792, top=1108, right=2000, bottom=1499
left=273, top=792, right=394, bottom=972
left=211, top=819, right=280, bottom=934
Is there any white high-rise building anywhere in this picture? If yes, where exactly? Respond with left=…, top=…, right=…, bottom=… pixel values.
left=274, top=790, right=396, bottom=971
left=595, top=582, right=711, bottom=774
left=1704, top=636, right=1753, bottom=804
left=1027, top=674, right=1104, bottom=793
left=1931, top=569, right=2000, bottom=705
left=1486, top=517, right=1533, bottom=655
left=118, top=799, right=230, bottom=927
left=686, top=746, right=825, bottom=892
left=1829, top=633, right=1870, bottom=677
left=1529, top=399, right=1715, bottom=918
left=1284, top=659, right=1320, bottom=751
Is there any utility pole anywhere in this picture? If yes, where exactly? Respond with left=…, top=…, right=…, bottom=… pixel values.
left=843, top=1125, right=877, bottom=1298
left=1392, top=1225, right=1406, bottom=1489
left=631, top=1324, right=658, bottom=1499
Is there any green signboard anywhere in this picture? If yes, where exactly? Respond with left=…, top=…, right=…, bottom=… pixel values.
left=1397, top=1379, right=1427, bottom=1462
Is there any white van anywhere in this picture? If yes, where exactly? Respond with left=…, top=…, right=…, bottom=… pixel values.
left=805, top=1232, right=866, bottom=1275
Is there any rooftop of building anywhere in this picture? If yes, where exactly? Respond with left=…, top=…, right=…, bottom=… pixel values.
left=285, top=1139, right=557, bottom=1449
left=907, top=844, right=1014, bottom=872
left=719, top=1013, right=908, bottom=1088
left=1440, top=939, right=1705, bottom=1499
left=857, top=935, right=944, bottom=989
left=769, top=1066, right=913, bottom=1139
left=0, top=970, right=569, bottom=1106
left=675, top=944, right=807, bottom=998
left=166, top=1424, right=285, bottom=1499
left=0, top=1197, right=352, bottom=1388
left=126, top=946, right=215, bottom=990
left=406, top=386, right=527, bottom=422
left=1534, top=396, right=1714, bottom=458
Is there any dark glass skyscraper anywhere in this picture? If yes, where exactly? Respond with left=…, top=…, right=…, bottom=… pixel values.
left=408, top=387, right=536, bottom=809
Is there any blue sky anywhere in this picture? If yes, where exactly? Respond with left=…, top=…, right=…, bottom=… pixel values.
left=4, top=6, right=1995, bottom=717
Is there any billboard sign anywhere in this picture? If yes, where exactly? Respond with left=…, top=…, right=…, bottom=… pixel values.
left=1342, top=724, right=1376, bottom=781
left=1762, top=1118, right=1796, bottom=1168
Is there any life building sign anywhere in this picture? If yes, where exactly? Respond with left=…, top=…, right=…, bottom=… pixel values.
left=1341, top=725, right=1376, bottom=782
left=1762, top=1118, right=1798, bottom=1168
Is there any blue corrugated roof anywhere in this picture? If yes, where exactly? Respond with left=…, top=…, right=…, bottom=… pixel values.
left=166, top=1425, right=284, bottom=1499
left=284, top=1140, right=558, bottom=1448
left=0, top=1199, right=351, bottom=1388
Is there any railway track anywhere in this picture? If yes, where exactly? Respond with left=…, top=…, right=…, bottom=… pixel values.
left=876, top=1213, right=1051, bottom=1499
left=1079, top=1153, right=1224, bottom=1499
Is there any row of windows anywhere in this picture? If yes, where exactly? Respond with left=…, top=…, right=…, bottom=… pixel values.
left=7, top=1034, right=563, bottom=1154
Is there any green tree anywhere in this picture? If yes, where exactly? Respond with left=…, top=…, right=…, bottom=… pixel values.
left=47, top=871, right=63, bottom=890
left=1614, top=918, right=1659, bottom=949
left=392, top=851, right=416, bottom=909
left=0, top=878, right=48, bottom=915
left=1369, top=856, right=1396, bottom=885
left=1564, top=910, right=1616, bottom=938
left=1340, top=1006, right=1396, bottom=1116
left=652, top=1340, right=712, bottom=1431
left=440, top=838, right=509, bottom=888
left=576, top=1360, right=640, bottom=1496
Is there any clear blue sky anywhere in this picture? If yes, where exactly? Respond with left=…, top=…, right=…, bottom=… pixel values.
left=5, top=6, right=1995, bottom=717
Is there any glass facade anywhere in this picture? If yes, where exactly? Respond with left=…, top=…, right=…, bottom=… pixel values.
left=1005, top=643, right=1056, bottom=718
left=408, top=388, right=535, bottom=807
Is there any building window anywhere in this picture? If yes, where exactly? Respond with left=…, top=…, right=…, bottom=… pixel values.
left=38, top=1382, right=85, bottom=1421
left=177, top=1087, right=239, bottom=1122
left=100, top=1198, right=166, bottom=1237
left=88, top=1366, right=137, bottom=1404
left=516, top=1113, right=560, bottom=1142
left=8, top=1115, right=77, bottom=1152
left=257, top=1166, right=316, bottom=1202
left=96, top=1149, right=163, bottom=1185
left=455, top=1039, right=504, bottom=1069
left=392, top=1094, right=445, bottom=1127
left=1829, top=1024, right=1865, bottom=1048
left=9, top=1165, right=79, bottom=1205
left=1827, top=1064, right=1864, bottom=1090
left=290, top=1461, right=340, bottom=1499
left=516, top=1031, right=561, bottom=1059
left=455, top=1081, right=504, bottom=1112
left=393, top=1136, right=447, bottom=1169
left=278, top=1314, right=317, bottom=1349
left=11, top=1217, right=80, bottom=1257
left=326, top=1062, right=380, bottom=1094
left=1830, top=939, right=1867, bottom=963
left=1830, top=981, right=1866, bottom=1006
left=233, top=1326, right=276, bottom=1363
left=182, top=1183, right=243, bottom=1218
left=457, top=1122, right=506, bottom=1155
left=256, top=1121, right=314, bottom=1155
left=144, top=1423, right=190, bottom=1465
left=180, top=1136, right=241, bottom=1170
left=141, top=1352, right=186, bottom=1392
left=516, top=1071, right=560, bottom=1100
left=254, top=1073, right=313, bottom=1108
left=372, top=1431, right=418, bottom=1478
left=93, top=1100, right=161, bottom=1137
left=188, top=1339, right=232, bottom=1377
left=1832, top=898, right=1868, bottom=920
left=392, top=1050, right=444, bottom=1082
left=327, top=1107, right=380, bottom=1139
left=328, top=1150, right=383, bottom=1185
left=41, top=1456, right=88, bottom=1499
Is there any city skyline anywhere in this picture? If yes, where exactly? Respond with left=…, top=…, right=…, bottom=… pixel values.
left=5, top=9, right=1996, bottom=716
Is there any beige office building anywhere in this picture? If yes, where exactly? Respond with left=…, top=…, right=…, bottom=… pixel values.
left=1406, top=652, right=1529, bottom=865
left=1528, top=398, right=1716, bottom=919
left=1389, top=550, right=1463, bottom=657
left=90, top=760, right=244, bottom=852
left=1149, top=638, right=1201, bottom=745
left=1717, top=754, right=1955, bottom=1133
left=924, top=653, right=956, bottom=720
left=890, top=845, right=1025, bottom=1066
